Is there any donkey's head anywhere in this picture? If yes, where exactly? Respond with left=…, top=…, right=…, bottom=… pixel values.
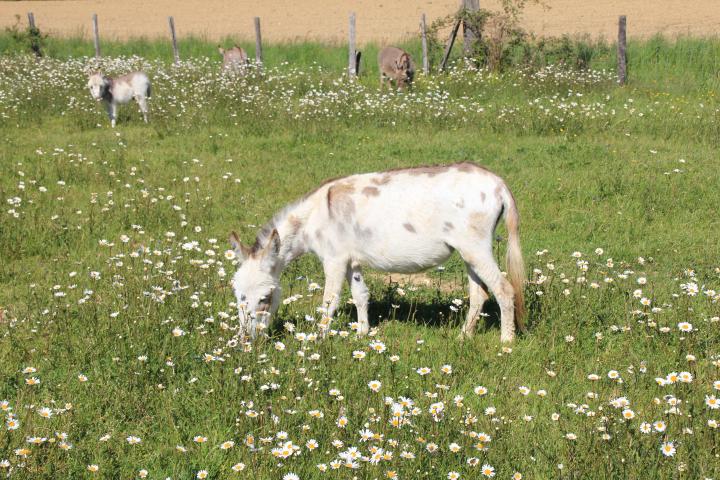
left=229, top=230, right=283, bottom=338
left=87, top=72, right=110, bottom=101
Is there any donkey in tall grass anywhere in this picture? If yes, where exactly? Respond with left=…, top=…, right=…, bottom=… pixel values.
left=229, top=162, right=526, bottom=342
left=378, top=46, right=415, bottom=90
left=218, top=45, right=249, bottom=72
left=87, top=71, right=150, bottom=128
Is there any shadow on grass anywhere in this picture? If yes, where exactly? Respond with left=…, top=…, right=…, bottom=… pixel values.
left=270, top=277, right=542, bottom=338
left=363, top=288, right=503, bottom=334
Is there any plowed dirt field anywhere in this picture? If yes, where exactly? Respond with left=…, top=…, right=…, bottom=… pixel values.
left=1, top=0, right=718, bottom=43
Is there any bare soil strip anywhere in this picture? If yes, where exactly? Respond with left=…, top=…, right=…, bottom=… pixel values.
left=1, top=0, right=718, bottom=43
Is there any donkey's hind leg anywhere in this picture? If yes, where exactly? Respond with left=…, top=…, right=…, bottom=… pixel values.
left=459, top=246, right=516, bottom=343
left=136, top=95, right=149, bottom=123
left=346, top=263, right=370, bottom=336
left=460, top=263, right=489, bottom=338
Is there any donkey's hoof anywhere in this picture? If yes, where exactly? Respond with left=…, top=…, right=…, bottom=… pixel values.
left=458, top=331, right=473, bottom=341
left=500, top=334, right=515, bottom=343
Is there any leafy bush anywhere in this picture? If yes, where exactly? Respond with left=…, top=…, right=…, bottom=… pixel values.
left=3, top=14, right=46, bottom=57
left=426, top=1, right=611, bottom=72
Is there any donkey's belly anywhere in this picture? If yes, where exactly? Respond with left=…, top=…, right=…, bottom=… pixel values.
left=356, top=240, right=454, bottom=273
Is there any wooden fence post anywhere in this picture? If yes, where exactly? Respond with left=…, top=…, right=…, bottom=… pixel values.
left=421, top=13, right=429, bottom=75
left=254, top=17, right=263, bottom=68
left=463, top=0, right=479, bottom=56
left=439, top=18, right=461, bottom=72
left=348, top=12, right=357, bottom=76
left=617, top=15, right=627, bottom=85
left=168, top=16, right=180, bottom=64
left=27, top=11, right=42, bottom=57
left=92, top=13, right=101, bottom=58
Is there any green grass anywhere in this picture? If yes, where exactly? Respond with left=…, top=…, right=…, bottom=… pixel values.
left=0, top=36, right=719, bottom=479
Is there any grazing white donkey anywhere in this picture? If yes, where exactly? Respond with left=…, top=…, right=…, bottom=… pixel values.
left=229, top=162, right=525, bottom=342
left=87, top=71, right=151, bottom=128
left=378, top=46, right=415, bottom=90
left=218, top=45, right=249, bottom=71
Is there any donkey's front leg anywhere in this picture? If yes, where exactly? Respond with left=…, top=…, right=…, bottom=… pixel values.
left=346, top=263, right=370, bottom=335
left=105, top=102, right=117, bottom=128
left=319, top=260, right=347, bottom=332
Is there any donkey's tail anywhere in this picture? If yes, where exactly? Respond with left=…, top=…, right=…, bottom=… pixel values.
left=502, top=188, right=526, bottom=332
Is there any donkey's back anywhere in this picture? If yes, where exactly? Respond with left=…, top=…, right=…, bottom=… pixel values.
left=309, top=164, right=503, bottom=271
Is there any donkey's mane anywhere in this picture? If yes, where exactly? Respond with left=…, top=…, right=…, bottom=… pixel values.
left=250, top=200, right=301, bottom=254
left=250, top=175, right=344, bottom=254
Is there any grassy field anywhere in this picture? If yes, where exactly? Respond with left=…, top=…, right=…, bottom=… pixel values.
left=1, top=35, right=719, bottom=479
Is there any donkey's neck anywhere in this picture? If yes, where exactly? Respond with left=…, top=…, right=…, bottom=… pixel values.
left=256, top=198, right=312, bottom=268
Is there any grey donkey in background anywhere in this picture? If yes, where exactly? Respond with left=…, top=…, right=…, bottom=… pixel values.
left=378, top=46, right=415, bottom=90
left=218, top=45, right=249, bottom=72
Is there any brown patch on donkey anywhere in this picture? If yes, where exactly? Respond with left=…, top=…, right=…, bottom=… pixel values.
left=362, top=186, right=380, bottom=197
left=327, top=182, right=356, bottom=219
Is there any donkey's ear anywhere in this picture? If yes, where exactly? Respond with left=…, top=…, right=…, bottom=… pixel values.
left=259, top=229, right=281, bottom=269
left=266, top=229, right=281, bottom=257
left=229, top=231, right=249, bottom=262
